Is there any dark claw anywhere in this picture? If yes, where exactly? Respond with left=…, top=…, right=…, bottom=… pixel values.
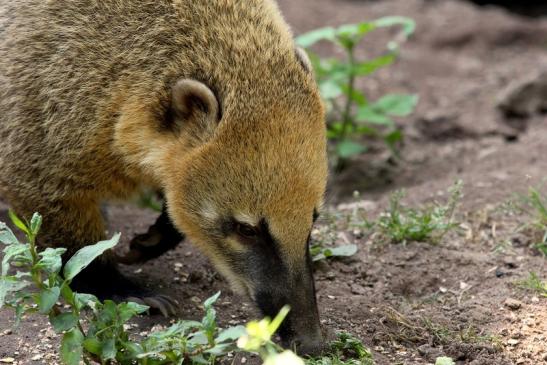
left=143, top=296, right=169, bottom=317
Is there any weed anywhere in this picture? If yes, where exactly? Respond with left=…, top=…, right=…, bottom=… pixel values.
left=136, top=188, right=163, bottom=213
left=515, top=272, right=547, bottom=297
left=380, top=307, right=499, bottom=350
left=0, top=212, right=245, bottom=364
left=376, top=181, right=462, bottom=245
left=310, top=243, right=358, bottom=262
left=306, top=333, right=374, bottom=365
left=296, top=18, right=418, bottom=170
left=1, top=212, right=372, bottom=365
left=522, top=188, right=547, bottom=256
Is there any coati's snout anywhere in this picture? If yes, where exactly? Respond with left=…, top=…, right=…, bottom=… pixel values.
left=226, top=218, right=324, bottom=356
left=162, top=75, right=327, bottom=354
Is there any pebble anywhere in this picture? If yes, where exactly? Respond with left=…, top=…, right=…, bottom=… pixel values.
left=507, top=339, right=520, bottom=346
left=0, top=358, right=15, bottom=363
left=504, top=298, right=523, bottom=310
left=350, top=284, right=366, bottom=295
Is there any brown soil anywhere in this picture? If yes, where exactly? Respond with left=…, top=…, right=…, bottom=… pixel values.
left=1, top=0, right=546, bottom=364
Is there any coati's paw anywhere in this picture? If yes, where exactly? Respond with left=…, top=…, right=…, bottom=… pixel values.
left=125, top=295, right=178, bottom=318
left=116, top=230, right=182, bottom=264
left=70, top=261, right=178, bottom=317
left=116, top=210, right=184, bottom=265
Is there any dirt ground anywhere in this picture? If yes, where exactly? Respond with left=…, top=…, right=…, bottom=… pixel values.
left=1, top=0, right=546, bottom=364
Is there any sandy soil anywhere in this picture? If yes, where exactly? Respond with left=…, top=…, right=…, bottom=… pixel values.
left=1, top=0, right=546, bottom=364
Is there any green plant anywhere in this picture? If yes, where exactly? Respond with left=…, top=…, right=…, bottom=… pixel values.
left=516, top=272, right=547, bottom=298
left=0, top=212, right=244, bottom=365
left=1, top=212, right=373, bottom=365
left=521, top=187, right=547, bottom=257
left=296, top=17, right=418, bottom=169
left=306, top=333, right=374, bottom=365
left=310, top=243, right=358, bottom=262
left=237, top=306, right=305, bottom=365
left=136, top=188, right=163, bottom=213
left=376, top=181, right=462, bottom=245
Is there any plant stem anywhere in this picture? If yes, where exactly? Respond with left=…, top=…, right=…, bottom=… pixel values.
left=340, top=45, right=356, bottom=141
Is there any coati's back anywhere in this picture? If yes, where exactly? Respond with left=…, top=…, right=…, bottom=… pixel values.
left=0, top=0, right=312, bottom=200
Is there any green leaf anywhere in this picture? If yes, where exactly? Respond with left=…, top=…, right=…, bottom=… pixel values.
left=328, top=244, right=358, bottom=257
left=61, top=328, right=84, bottom=365
left=50, top=312, right=79, bottom=333
left=0, top=276, right=31, bottom=308
left=336, top=140, right=367, bottom=158
left=38, top=287, right=60, bottom=314
left=101, top=338, right=117, bottom=360
left=217, top=325, right=246, bottom=342
left=99, top=300, right=117, bottom=323
left=203, top=291, right=221, bottom=308
left=74, top=293, right=99, bottom=311
left=356, top=106, right=394, bottom=126
left=118, top=301, right=149, bottom=322
left=60, top=283, right=75, bottom=307
left=0, top=223, right=19, bottom=245
left=206, top=342, right=234, bottom=356
left=296, top=27, right=336, bottom=48
left=374, top=16, right=416, bottom=38
left=337, top=22, right=376, bottom=39
left=189, top=331, right=209, bottom=345
left=29, top=213, right=42, bottom=236
left=373, top=94, right=418, bottom=117
left=37, top=248, right=66, bottom=274
left=63, top=233, right=120, bottom=281
left=384, top=130, right=404, bottom=150
left=82, top=338, right=102, bottom=355
left=2, top=244, right=30, bottom=276
left=8, top=210, right=29, bottom=236
left=352, top=53, right=395, bottom=76
left=435, top=357, right=456, bottom=365
left=319, top=79, right=343, bottom=100
left=120, top=341, right=143, bottom=358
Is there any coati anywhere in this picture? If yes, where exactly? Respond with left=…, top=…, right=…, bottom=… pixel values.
left=0, top=0, right=328, bottom=354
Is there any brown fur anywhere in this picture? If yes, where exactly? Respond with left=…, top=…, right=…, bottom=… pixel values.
left=0, top=0, right=327, bottom=352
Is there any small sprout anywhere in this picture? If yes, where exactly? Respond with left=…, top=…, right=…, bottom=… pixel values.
left=515, top=272, right=547, bottom=297
left=296, top=18, right=417, bottom=170
left=376, top=181, right=462, bottom=245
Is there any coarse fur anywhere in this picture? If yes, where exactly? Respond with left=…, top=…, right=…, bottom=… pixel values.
left=0, top=0, right=328, bottom=353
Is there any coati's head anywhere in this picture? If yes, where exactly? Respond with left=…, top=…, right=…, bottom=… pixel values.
left=153, top=48, right=328, bottom=355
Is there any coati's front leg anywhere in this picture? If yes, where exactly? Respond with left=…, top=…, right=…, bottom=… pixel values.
left=116, top=205, right=184, bottom=265
left=16, top=197, right=177, bottom=316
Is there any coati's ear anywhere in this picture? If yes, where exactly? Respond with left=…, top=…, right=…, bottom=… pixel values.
left=295, top=47, right=313, bottom=74
left=167, top=79, right=220, bottom=139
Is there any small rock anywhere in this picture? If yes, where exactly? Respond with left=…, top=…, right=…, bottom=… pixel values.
left=497, top=70, right=547, bottom=118
left=0, top=358, right=15, bottom=363
left=31, top=355, right=42, bottom=361
left=504, top=298, right=523, bottom=310
left=507, top=339, right=520, bottom=346
left=325, top=271, right=336, bottom=280
left=350, top=284, right=366, bottom=295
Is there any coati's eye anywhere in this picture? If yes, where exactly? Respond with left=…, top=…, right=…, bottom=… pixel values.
left=235, top=222, right=259, bottom=239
